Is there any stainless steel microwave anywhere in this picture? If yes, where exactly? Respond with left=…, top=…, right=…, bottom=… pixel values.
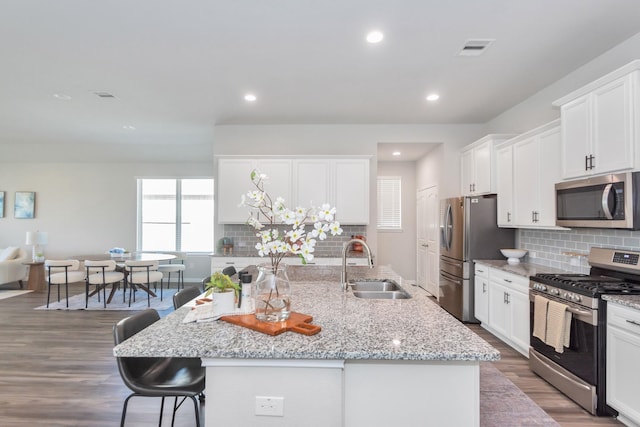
left=555, top=172, right=640, bottom=229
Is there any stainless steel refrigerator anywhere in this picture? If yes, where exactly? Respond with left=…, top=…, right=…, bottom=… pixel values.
left=439, top=195, right=515, bottom=322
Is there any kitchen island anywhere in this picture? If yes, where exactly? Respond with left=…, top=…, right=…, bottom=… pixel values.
left=114, top=265, right=499, bottom=427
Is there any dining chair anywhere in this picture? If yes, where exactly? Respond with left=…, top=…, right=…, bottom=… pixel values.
left=172, top=285, right=201, bottom=310
left=157, top=252, right=186, bottom=290
left=113, top=309, right=204, bottom=427
left=124, top=260, right=163, bottom=307
left=84, top=260, right=125, bottom=308
left=45, top=259, right=86, bottom=308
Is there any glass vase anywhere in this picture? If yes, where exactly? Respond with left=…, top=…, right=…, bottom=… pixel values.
left=253, top=263, right=291, bottom=322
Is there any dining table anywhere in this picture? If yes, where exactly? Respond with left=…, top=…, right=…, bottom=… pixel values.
left=72, top=252, right=176, bottom=304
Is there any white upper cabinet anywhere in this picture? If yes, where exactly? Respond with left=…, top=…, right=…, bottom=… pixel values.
left=334, top=159, right=369, bottom=225
left=217, top=158, right=257, bottom=224
left=554, top=61, right=640, bottom=179
left=497, top=120, right=563, bottom=229
left=461, top=135, right=515, bottom=196
left=217, top=157, right=369, bottom=224
left=513, top=125, right=561, bottom=227
left=496, top=144, right=514, bottom=227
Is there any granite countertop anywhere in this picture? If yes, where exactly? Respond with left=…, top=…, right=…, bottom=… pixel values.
left=474, top=259, right=569, bottom=278
left=114, top=265, right=499, bottom=362
left=603, top=295, right=640, bottom=311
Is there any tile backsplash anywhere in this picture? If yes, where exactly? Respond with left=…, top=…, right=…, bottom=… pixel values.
left=518, top=228, right=640, bottom=273
left=220, top=224, right=367, bottom=257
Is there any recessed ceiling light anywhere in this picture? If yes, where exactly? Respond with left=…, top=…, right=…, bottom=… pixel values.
left=392, top=151, right=401, bottom=156
left=426, top=94, right=440, bottom=102
left=53, top=93, right=72, bottom=100
left=366, top=30, right=384, bottom=44
left=122, top=125, right=136, bottom=130
left=244, top=93, right=257, bottom=102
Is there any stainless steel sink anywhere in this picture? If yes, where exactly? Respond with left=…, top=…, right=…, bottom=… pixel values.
left=349, top=279, right=412, bottom=299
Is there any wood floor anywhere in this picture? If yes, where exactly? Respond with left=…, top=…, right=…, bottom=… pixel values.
left=468, top=324, right=621, bottom=427
left=0, top=283, right=624, bottom=426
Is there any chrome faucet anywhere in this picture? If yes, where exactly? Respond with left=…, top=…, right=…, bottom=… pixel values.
left=341, top=238, right=374, bottom=291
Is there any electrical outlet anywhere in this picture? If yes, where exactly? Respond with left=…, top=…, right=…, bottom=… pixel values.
left=255, top=396, right=284, bottom=417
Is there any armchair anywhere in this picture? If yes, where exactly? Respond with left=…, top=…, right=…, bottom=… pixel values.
left=0, top=247, right=28, bottom=288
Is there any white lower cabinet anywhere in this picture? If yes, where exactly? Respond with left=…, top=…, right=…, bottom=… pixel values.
left=474, top=264, right=489, bottom=324
left=477, top=264, right=530, bottom=357
left=607, top=302, right=640, bottom=426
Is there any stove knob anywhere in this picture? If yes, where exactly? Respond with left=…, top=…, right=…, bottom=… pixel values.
left=550, top=289, right=560, bottom=295
left=562, top=292, right=568, bottom=299
left=575, top=295, right=582, bottom=303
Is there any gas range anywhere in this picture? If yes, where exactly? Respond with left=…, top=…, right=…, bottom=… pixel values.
left=528, top=247, right=640, bottom=416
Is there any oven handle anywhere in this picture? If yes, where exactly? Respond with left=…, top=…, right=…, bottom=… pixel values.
left=529, top=291, right=595, bottom=324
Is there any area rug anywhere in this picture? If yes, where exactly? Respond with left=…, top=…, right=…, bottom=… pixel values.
left=0, top=289, right=32, bottom=301
left=34, top=288, right=178, bottom=311
left=480, top=362, right=559, bottom=426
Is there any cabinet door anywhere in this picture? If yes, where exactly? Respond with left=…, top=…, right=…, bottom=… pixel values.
left=488, top=280, right=509, bottom=337
left=293, top=159, right=331, bottom=208
left=461, top=149, right=474, bottom=196
left=592, top=75, right=635, bottom=175
left=334, top=159, right=369, bottom=224
left=474, top=275, right=489, bottom=324
left=607, top=325, right=640, bottom=424
left=496, top=145, right=513, bottom=226
left=508, top=288, right=530, bottom=356
left=513, top=136, right=539, bottom=226
left=217, top=159, right=256, bottom=223
left=257, top=159, right=292, bottom=206
left=561, top=96, right=591, bottom=179
left=536, top=126, right=562, bottom=226
left=473, top=141, right=492, bottom=194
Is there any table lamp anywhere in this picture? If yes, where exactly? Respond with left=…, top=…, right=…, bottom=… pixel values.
left=25, top=231, right=48, bottom=262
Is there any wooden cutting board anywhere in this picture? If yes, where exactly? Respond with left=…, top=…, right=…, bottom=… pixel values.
left=219, top=312, right=321, bottom=336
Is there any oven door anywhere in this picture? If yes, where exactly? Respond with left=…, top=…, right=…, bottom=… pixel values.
left=529, top=290, right=598, bottom=385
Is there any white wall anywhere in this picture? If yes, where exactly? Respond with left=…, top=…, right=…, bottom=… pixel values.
left=485, top=32, right=640, bottom=134
left=0, top=161, right=213, bottom=281
left=377, top=161, right=417, bottom=280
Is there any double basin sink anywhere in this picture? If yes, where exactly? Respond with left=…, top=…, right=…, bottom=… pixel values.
left=348, top=279, right=412, bottom=299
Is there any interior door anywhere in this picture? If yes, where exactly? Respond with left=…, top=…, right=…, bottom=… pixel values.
left=425, top=186, right=439, bottom=296
left=417, top=186, right=439, bottom=297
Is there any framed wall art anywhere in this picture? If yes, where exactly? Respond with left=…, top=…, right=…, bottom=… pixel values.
left=0, top=191, right=4, bottom=217
left=14, top=191, right=35, bottom=219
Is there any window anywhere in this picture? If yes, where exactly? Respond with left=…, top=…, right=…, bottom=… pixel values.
left=377, top=176, right=402, bottom=230
left=137, top=178, right=214, bottom=252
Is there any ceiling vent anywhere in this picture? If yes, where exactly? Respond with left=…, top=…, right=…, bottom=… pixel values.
left=93, top=91, right=117, bottom=99
left=457, top=39, right=495, bottom=56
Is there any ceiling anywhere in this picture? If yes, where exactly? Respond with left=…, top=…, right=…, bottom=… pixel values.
left=2, top=0, right=640, bottom=153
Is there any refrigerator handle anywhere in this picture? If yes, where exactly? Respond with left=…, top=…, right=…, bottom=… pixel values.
left=445, top=203, right=453, bottom=251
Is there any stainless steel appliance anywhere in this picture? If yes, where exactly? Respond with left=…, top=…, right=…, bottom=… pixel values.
left=439, top=195, right=515, bottom=322
left=555, top=172, right=640, bottom=229
left=529, top=247, right=640, bottom=416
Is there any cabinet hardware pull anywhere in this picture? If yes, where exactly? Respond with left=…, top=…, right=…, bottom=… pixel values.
left=507, top=212, right=511, bottom=222
left=585, top=155, right=589, bottom=171
left=626, top=319, right=640, bottom=327
left=504, top=279, right=512, bottom=283
left=482, top=283, right=487, bottom=293
left=589, top=154, right=595, bottom=170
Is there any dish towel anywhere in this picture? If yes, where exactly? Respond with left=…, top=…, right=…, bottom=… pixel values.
left=533, top=295, right=549, bottom=341
left=546, top=300, right=572, bottom=353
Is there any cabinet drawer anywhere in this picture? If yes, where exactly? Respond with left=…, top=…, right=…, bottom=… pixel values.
left=474, top=263, right=489, bottom=278
left=489, top=268, right=529, bottom=292
left=608, top=302, right=640, bottom=334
